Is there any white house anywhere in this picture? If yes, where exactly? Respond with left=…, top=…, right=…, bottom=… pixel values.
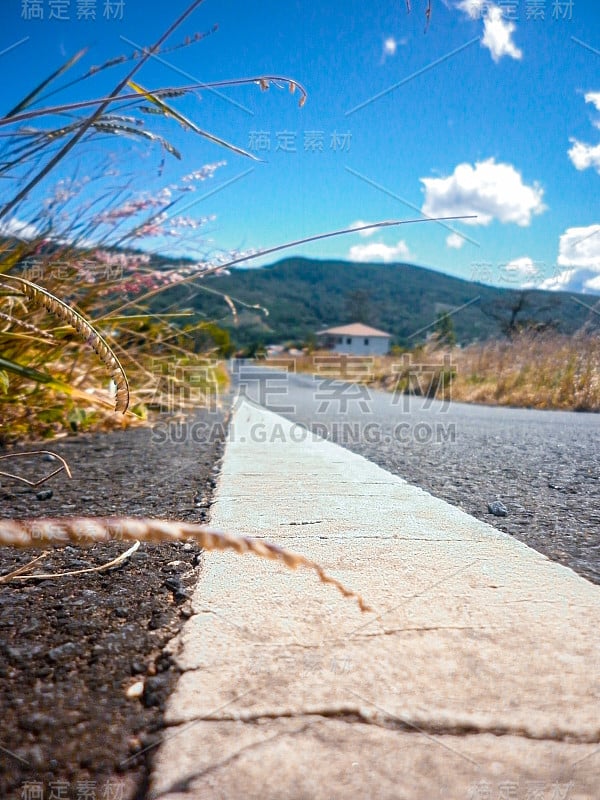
left=316, top=323, right=392, bottom=356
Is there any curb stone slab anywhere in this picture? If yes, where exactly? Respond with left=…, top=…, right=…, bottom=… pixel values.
left=150, top=400, right=600, bottom=800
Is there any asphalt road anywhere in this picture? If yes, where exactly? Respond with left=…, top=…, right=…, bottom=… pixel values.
left=231, top=362, right=600, bottom=585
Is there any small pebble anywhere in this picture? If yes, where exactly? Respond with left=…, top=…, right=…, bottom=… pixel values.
left=46, top=641, right=77, bottom=663
left=164, top=577, right=189, bottom=601
left=28, top=744, right=45, bottom=768
left=35, top=489, right=53, bottom=501
left=488, top=500, right=508, bottom=517
left=126, top=680, right=145, bottom=700
left=143, top=674, right=168, bottom=707
left=19, top=712, right=54, bottom=733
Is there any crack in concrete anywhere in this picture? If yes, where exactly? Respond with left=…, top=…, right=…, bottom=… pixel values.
left=260, top=535, right=493, bottom=541
left=171, top=625, right=491, bottom=667
left=162, top=706, right=600, bottom=746
left=150, top=721, right=316, bottom=798
left=358, top=625, right=494, bottom=637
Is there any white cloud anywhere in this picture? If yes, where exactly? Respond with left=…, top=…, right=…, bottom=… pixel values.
left=421, top=158, right=546, bottom=227
left=456, top=2, right=522, bottom=62
left=558, top=225, right=600, bottom=268
left=567, top=92, right=600, bottom=173
left=584, top=91, right=600, bottom=111
left=383, top=37, right=397, bottom=56
left=504, top=256, right=540, bottom=277
left=538, top=225, right=600, bottom=294
left=538, top=268, right=600, bottom=294
left=482, top=6, right=522, bottom=62
left=568, top=139, right=600, bottom=174
left=446, top=232, right=466, bottom=249
left=350, top=220, right=377, bottom=238
left=381, top=36, right=406, bottom=63
left=456, top=0, right=485, bottom=19
left=348, top=240, right=412, bottom=263
left=0, top=218, right=39, bottom=240
left=583, top=274, right=600, bottom=293
left=537, top=269, right=580, bottom=292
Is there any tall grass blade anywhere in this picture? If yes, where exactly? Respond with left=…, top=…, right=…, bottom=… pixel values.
left=3, top=276, right=129, bottom=413
left=4, top=49, right=88, bottom=118
left=127, top=80, right=259, bottom=160
left=0, top=0, right=206, bottom=221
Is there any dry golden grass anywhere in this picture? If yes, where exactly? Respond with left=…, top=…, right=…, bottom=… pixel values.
left=449, top=333, right=600, bottom=411
left=288, top=332, right=600, bottom=412
left=0, top=517, right=371, bottom=612
left=0, top=0, right=309, bottom=444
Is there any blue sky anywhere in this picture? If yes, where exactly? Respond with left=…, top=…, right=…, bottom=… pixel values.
left=2, top=0, right=599, bottom=293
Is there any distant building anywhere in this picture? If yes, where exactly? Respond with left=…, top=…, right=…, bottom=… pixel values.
left=316, top=323, right=391, bottom=356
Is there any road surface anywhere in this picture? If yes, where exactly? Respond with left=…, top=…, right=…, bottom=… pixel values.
left=231, top=361, right=600, bottom=585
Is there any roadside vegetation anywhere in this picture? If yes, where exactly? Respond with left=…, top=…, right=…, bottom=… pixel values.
left=285, top=329, right=600, bottom=413
left=0, top=9, right=442, bottom=445
left=448, top=332, right=600, bottom=411
left=0, top=1, right=307, bottom=445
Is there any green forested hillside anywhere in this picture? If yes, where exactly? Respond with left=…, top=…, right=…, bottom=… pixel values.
left=156, top=257, right=599, bottom=347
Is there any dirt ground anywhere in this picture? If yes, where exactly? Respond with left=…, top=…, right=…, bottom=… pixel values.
left=0, top=410, right=226, bottom=800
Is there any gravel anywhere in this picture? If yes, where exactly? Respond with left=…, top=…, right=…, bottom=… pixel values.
left=487, top=500, right=508, bottom=517
left=0, top=409, right=226, bottom=800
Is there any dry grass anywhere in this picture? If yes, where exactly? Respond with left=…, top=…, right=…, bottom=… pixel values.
left=0, top=517, right=371, bottom=611
left=449, top=333, right=600, bottom=412
left=288, top=332, right=600, bottom=412
left=0, top=2, right=449, bottom=615
left=0, top=2, right=306, bottom=444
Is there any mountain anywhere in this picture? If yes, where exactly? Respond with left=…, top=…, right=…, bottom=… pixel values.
left=159, top=256, right=600, bottom=347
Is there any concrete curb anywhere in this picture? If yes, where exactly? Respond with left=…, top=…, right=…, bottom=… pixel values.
left=150, top=400, right=600, bottom=800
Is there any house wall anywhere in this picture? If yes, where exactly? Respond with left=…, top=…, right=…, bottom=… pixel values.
left=318, top=334, right=390, bottom=356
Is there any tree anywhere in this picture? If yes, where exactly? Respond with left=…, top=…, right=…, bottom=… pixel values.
left=481, top=291, right=560, bottom=340
left=433, top=311, right=456, bottom=346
